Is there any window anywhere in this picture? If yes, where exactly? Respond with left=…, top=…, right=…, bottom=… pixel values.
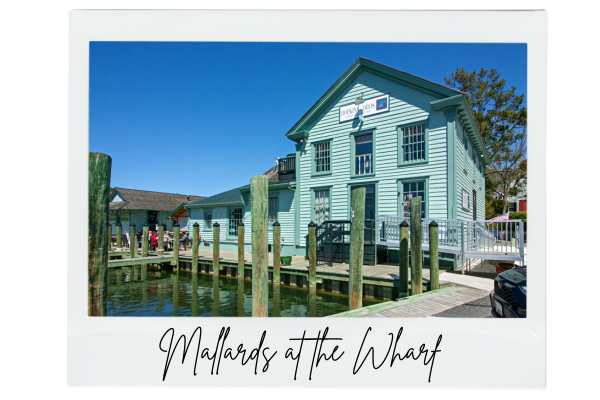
left=228, top=207, right=243, bottom=236
left=400, top=180, right=426, bottom=219
left=147, top=210, right=158, bottom=225
left=354, top=132, right=373, bottom=175
left=203, top=211, right=212, bottom=228
left=313, top=189, right=330, bottom=225
left=400, top=122, right=426, bottom=163
left=268, top=196, right=278, bottom=224
left=462, top=189, right=470, bottom=210
left=313, top=141, right=331, bottom=174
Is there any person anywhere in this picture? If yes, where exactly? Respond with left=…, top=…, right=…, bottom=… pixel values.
left=180, top=230, right=189, bottom=251
left=150, top=230, right=158, bottom=251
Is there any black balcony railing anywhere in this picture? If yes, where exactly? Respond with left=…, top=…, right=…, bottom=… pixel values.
left=277, top=154, right=296, bottom=175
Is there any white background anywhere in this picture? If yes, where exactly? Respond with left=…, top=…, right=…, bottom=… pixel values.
left=0, top=0, right=597, bottom=398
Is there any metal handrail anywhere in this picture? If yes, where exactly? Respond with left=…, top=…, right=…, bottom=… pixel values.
left=376, top=215, right=525, bottom=265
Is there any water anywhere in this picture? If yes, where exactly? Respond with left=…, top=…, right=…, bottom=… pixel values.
left=106, top=268, right=381, bottom=317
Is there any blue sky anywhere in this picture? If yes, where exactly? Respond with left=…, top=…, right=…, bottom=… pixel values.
left=90, top=42, right=526, bottom=197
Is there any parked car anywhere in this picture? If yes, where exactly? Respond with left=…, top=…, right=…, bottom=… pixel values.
left=490, top=266, right=527, bottom=318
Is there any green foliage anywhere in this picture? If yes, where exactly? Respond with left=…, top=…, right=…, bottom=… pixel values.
left=486, top=198, right=505, bottom=219
left=445, top=68, right=527, bottom=213
left=509, top=211, right=527, bottom=220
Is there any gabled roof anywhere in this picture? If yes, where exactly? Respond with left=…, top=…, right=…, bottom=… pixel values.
left=109, top=187, right=204, bottom=212
left=284, top=57, right=484, bottom=160
left=286, top=57, right=465, bottom=141
left=185, top=186, right=246, bottom=208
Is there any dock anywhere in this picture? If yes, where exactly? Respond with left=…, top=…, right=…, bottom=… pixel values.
left=108, top=246, right=493, bottom=304
left=332, top=284, right=491, bottom=317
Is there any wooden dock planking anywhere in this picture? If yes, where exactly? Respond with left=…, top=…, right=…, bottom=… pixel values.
left=331, top=285, right=490, bottom=317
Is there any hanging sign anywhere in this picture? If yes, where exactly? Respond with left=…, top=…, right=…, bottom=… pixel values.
left=339, top=94, right=389, bottom=123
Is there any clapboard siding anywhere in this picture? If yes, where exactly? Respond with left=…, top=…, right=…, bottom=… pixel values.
left=297, top=70, right=449, bottom=240
left=187, top=187, right=296, bottom=247
left=455, top=119, right=485, bottom=221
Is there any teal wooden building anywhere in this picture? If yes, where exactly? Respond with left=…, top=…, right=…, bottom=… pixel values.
left=186, top=58, right=485, bottom=264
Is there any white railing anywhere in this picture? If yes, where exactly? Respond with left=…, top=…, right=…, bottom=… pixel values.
left=355, top=153, right=373, bottom=175
left=376, top=215, right=525, bottom=266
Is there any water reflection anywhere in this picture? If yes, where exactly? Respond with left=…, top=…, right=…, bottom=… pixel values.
left=105, top=268, right=380, bottom=317
left=191, top=275, right=199, bottom=316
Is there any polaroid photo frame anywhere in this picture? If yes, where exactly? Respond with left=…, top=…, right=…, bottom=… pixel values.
left=69, top=9, right=546, bottom=386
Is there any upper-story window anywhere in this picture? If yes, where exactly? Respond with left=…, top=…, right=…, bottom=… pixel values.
left=228, top=207, right=243, bottom=236
left=354, top=132, right=373, bottom=176
left=399, top=122, right=427, bottom=164
left=313, top=141, right=331, bottom=175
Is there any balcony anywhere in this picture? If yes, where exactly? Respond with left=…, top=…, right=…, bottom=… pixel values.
left=276, top=153, right=296, bottom=181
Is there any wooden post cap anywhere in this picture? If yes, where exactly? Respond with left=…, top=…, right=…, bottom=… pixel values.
left=193, top=222, right=199, bottom=228
left=308, top=221, right=317, bottom=228
left=400, top=220, right=409, bottom=227
left=273, top=221, right=280, bottom=227
left=429, top=220, right=438, bottom=227
left=213, top=222, right=220, bottom=227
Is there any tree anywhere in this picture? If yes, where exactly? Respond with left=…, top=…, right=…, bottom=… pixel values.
left=444, top=68, right=527, bottom=216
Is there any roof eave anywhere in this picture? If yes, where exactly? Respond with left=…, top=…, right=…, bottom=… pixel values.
left=239, top=182, right=295, bottom=193
left=430, top=95, right=487, bottom=164
left=186, top=200, right=244, bottom=209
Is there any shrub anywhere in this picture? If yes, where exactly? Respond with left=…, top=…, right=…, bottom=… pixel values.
left=510, top=211, right=527, bottom=220
left=280, top=256, right=292, bottom=266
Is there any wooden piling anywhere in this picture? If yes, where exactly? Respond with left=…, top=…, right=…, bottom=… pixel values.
left=171, top=224, right=180, bottom=270
left=237, top=281, right=246, bottom=316
left=158, top=224, right=165, bottom=255
left=399, top=220, right=410, bottom=298
left=192, top=222, right=199, bottom=274
left=107, top=224, right=112, bottom=251
left=273, top=221, right=281, bottom=286
left=212, top=275, right=220, bottom=317
left=129, top=224, right=136, bottom=258
left=429, top=221, right=440, bottom=290
left=141, top=225, right=149, bottom=257
left=272, top=285, right=281, bottom=317
left=410, top=197, right=423, bottom=295
left=349, top=186, right=366, bottom=309
left=212, top=222, right=220, bottom=277
left=251, top=175, right=269, bottom=317
left=88, top=152, right=111, bottom=316
left=307, top=221, right=317, bottom=296
left=237, top=223, right=245, bottom=282
left=116, top=223, right=122, bottom=248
